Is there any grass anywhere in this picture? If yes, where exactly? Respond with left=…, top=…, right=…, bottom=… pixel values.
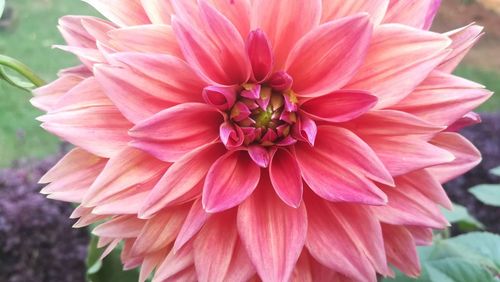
left=0, top=1, right=498, bottom=167
left=0, top=0, right=95, bottom=167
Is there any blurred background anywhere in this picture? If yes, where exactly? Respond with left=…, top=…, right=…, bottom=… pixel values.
left=0, top=0, right=499, bottom=282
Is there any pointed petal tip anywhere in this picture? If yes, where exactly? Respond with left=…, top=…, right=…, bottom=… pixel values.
left=137, top=208, right=155, bottom=220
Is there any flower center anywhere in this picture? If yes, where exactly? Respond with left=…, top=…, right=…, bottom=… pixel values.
left=227, top=82, right=298, bottom=147
left=203, top=72, right=302, bottom=149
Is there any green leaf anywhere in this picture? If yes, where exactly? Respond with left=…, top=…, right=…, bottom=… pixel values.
left=429, top=239, right=497, bottom=272
left=448, top=232, right=500, bottom=269
left=86, top=234, right=139, bottom=282
left=383, top=232, right=500, bottom=282
left=490, top=166, right=500, bottom=177
left=440, top=203, right=484, bottom=229
left=469, top=184, right=500, bottom=207
left=425, top=258, right=495, bottom=282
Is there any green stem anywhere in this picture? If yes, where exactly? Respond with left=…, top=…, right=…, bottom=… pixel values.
left=0, top=54, right=45, bottom=88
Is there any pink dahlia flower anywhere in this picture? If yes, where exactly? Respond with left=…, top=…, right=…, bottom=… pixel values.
left=34, top=0, right=492, bottom=281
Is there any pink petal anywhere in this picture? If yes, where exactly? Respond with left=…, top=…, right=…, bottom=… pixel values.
left=371, top=183, right=449, bottom=229
left=140, top=0, right=174, bottom=24
left=292, top=115, right=317, bottom=146
left=202, top=85, right=238, bottom=110
left=40, top=149, right=106, bottom=202
left=230, top=101, right=252, bottom=122
left=321, top=0, right=389, bottom=25
left=292, top=251, right=314, bottom=282
left=247, top=145, right=271, bottom=168
left=439, top=24, right=483, bottom=73
left=111, top=52, right=206, bottom=103
left=82, top=147, right=169, bottom=206
left=57, top=64, right=92, bottom=78
left=384, top=0, right=440, bottom=29
left=53, top=77, right=113, bottom=111
left=251, top=0, right=321, bottom=69
left=246, top=29, right=273, bottom=82
left=365, top=135, right=455, bottom=176
left=172, top=1, right=250, bottom=85
left=194, top=211, right=254, bottom=282
left=154, top=243, right=194, bottom=282
left=130, top=103, right=224, bottom=162
left=93, top=64, right=177, bottom=123
left=194, top=212, right=237, bottom=282
left=447, top=112, right=481, bottom=132
left=305, top=196, right=377, bottom=282
left=332, top=203, right=390, bottom=275
left=286, top=14, right=372, bottom=97
left=240, top=83, right=261, bottom=100
left=80, top=17, right=116, bottom=45
left=393, top=71, right=492, bottom=127
left=207, top=0, right=251, bottom=37
left=71, top=206, right=108, bottom=228
left=345, top=24, right=451, bottom=109
left=382, top=224, right=421, bottom=277
left=400, top=170, right=452, bottom=210
left=407, top=226, right=434, bottom=246
left=268, top=71, right=293, bottom=92
left=238, top=182, right=308, bottom=282
left=92, top=215, right=145, bottom=238
left=162, top=267, right=197, bottom=282
left=223, top=239, right=257, bottom=282
left=203, top=150, right=260, bottom=213
left=220, top=122, right=245, bottom=149
left=140, top=143, right=226, bottom=218
left=91, top=188, right=151, bottom=215
left=40, top=148, right=104, bottom=184
left=39, top=106, right=132, bottom=158
left=54, top=45, right=104, bottom=68
left=173, top=198, right=211, bottom=252
left=270, top=148, right=303, bottom=208
left=108, top=25, right=182, bottom=57
left=82, top=0, right=150, bottom=27
left=427, top=132, right=481, bottom=184
left=300, top=90, right=378, bottom=122
left=58, top=16, right=99, bottom=49
left=307, top=252, right=348, bottom=282
left=343, top=110, right=444, bottom=136
left=296, top=125, right=393, bottom=202
left=139, top=250, right=167, bottom=282
left=31, top=74, right=84, bottom=112
left=131, top=207, right=189, bottom=256
left=423, top=0, right=442, bottom=30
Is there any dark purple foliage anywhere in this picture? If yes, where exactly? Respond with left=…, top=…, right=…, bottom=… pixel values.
left=0, top=154, right=89, bottom=282
left=445, top=112, right=500, bottom=234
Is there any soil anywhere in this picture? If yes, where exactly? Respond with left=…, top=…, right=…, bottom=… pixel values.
left=432, top=0, right=500, bottom=72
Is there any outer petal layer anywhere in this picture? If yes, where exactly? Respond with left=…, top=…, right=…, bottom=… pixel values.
left=251, top=0, right=321, bottom=69
left=295, top=126, right=391, bottom=205
left=130, top=103, right=223, bottom=162
left=286, top=14, right=373, bottom=97
left=238, top=182, right=308, bottom=282
left=345, top=24, right=451, bottom=108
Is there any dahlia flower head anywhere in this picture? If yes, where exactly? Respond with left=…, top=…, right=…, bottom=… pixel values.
left=33, top=0, right=492, bottom=281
